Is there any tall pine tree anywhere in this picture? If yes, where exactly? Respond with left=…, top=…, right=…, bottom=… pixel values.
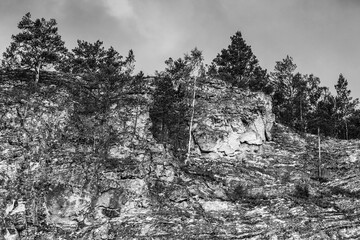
left=271, top=56, right=323, bottom=132
left=151, top=48, right=204, bottom=160
left=271, top=55, right=298, bottom=125
left=2, top=13, right=67, bottom=83
left=334, top=74, right=359, bottom=139
left=211, top=31, right=269, bottom=92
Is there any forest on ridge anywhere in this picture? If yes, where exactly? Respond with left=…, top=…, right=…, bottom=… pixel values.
left=1, top=12, right=360, bottom=142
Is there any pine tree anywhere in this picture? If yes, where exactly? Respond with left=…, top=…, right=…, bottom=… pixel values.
left=334, top=74, right=359, bottom=139
left=309, top=88, right=337, bottom=137
left=64, top=40, right=135, bottom=113
left=63, top=40, right=137, bottom=159
left=62, top=40, right=134, bottom=76
left=212, top=31, right=269, bottom=92
left=2, top=13, right=67, bottom=83
left=271, top=56, right=323, bottom=132
left=271, top=55, right=298, bottom=125
left=151, top=48, right=204, bottom=161
left=348, top=109, right=360, bottom=139
left=295, top=74, right=323, bottom=132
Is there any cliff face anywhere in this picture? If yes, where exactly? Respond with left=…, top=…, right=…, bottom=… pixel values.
left=191, top=78, right=274, bottom=160
left=0, top=76, right=162, bottom=238
left=1, top=75, right=360, bottom=239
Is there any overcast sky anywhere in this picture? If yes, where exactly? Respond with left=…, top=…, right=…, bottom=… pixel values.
left=1, top=0, right=360, bottom=98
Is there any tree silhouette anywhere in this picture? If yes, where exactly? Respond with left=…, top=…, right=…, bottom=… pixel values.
left=271, top=55, right=298, bottom=125
left=151, top=48, right=205, bottom=161
left=334, top=74, right=359, bottom=139
left=2, top=13, right=67, bottom=83
left=271, top=56, right=324, bottom=132
left=212, top=31, right=269, bottom=92
left=63, top=40, right=137, bottom=159
left=62, top=40, right=134, bottom=76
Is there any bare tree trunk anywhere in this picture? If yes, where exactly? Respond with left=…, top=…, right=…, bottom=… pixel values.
left=345, top=120, right=349, bottom=140
left=132, top=105, right=139, bottom=141
left=318, top=127, right=322, bottom=179
left=186, top=76, right=197, bottom=163
left=93, top=131, right=96, bottom=152
left=300, top=99, right=303, bottom=131
left=35, top=63, right=41, bottom=84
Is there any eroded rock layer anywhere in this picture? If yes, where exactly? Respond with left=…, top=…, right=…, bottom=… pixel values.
left=1, top=76, right=360, bottom=239
left=191, top=78, right=275, bottom=159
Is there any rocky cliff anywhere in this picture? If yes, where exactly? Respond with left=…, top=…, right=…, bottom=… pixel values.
left=191, top=78, right=274, bottom=160
left=1, top=74, right=360, bottom=239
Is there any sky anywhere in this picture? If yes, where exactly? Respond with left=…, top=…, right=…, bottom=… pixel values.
left=1, top=0, right=360, bottom=98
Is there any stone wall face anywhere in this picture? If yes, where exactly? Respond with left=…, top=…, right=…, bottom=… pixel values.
left=0, top=80, right=171, bottom=238
left=4, top=72, right=360, bottom=239
left=1, top=76, right=279, bottom=239
left=191, top=78, right=275, bottom=159
left=40, top=95, right=161, bottom=236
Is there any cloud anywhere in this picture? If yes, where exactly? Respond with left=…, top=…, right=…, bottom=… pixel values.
left=1, top=0, right=360, bottom=97
left=125, top=0, right=230, bottom=73
left=103, top=0, right=135, bottom=19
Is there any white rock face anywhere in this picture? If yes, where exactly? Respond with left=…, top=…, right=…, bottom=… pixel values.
left=347, top=150, right=360, bottom=163
left=217, top=131, right=242, bottom=155
left=191, top=81, right=274, bottom=159
left=199, top=200, right=232, bottom=212
left=250, top=115, right=266, bottom=141
left=5, top=200, right=25, bottom=216
left=239, top=131, right=263, bottom=145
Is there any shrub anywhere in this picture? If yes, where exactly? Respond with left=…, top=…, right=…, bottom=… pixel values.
left=330, top=186, right=360, bottom=198
left=294, top=184, right=309, bottom=199
left=228, top=183, right=247, bottom=202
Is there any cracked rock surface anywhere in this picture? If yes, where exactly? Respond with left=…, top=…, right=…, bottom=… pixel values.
left=1, top=75, right=360, bottom=239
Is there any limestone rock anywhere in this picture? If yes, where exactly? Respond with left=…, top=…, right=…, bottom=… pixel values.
left=2, top=74, right=360, bottom=239
left=191, top=80, right=274, bottom=159
left=239, top=130, right=263, bottom=145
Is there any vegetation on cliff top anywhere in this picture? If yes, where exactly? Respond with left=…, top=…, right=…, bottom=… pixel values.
left=1, top=12, right=360, bottom=145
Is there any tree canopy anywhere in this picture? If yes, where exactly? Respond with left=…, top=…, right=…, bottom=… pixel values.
left=2, top=13, right=360, bottom=140
left=1, top=12, right=67, bottom=83
left=62, top=40, right=134, bottom=76
left=211, top=31, right=269, bottom=92
left=151, top=48, right=205, bottom=160
left=271, top=56, right=327, bottom=132
left=334, top=74, right=359, bottom=139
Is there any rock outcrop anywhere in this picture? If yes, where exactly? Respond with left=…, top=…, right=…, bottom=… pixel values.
left=2, top=74, right=360, bottom=239
left=191, top=78, right=274, bottom=159
left=0, top=74, right=169, bottom=239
